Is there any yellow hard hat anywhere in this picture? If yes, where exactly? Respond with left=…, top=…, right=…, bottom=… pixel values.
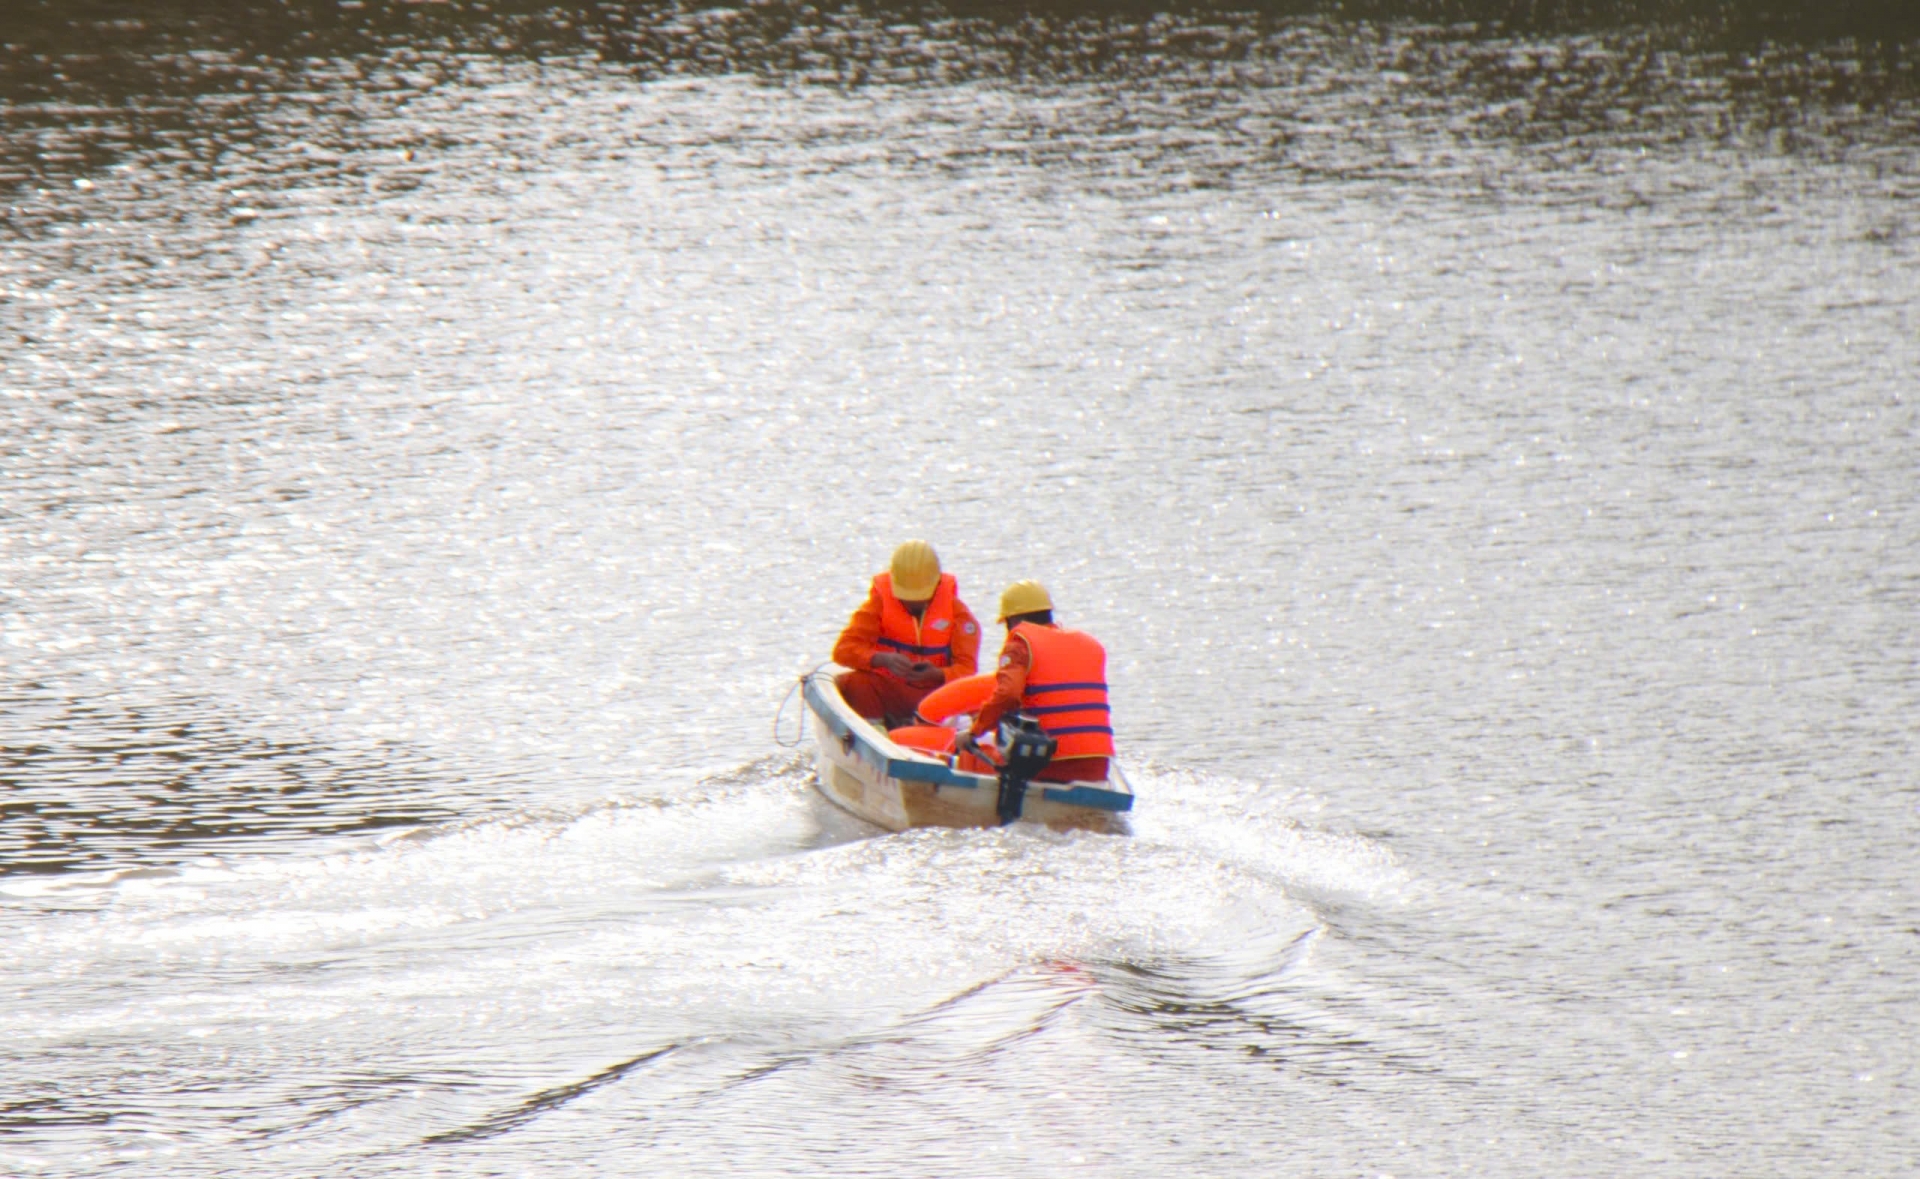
left=889, top=540, right=942, bottom=601
left=997, top=579, right=1053, bottom=622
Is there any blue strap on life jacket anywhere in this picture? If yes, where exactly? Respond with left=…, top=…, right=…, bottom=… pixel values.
left=877, top=637, right=952, bottom=659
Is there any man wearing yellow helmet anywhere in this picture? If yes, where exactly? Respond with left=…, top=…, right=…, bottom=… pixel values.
left=959, top=580, right=1114, bottom=783
left=832, top=540, right=982, bottom=728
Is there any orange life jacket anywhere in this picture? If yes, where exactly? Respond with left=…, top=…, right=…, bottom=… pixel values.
left=873, top=572, right=958, bottom=680
left=1013, top=623, right=1114, bottom=759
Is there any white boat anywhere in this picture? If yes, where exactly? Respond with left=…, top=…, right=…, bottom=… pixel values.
left=802, top=669, right=1133, bottom=834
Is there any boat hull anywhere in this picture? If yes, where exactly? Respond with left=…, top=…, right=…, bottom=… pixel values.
left=803, top=671, right=1131, bottom=834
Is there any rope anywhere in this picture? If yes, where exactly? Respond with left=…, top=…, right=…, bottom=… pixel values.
left=773, top=663, right=831, bottom=748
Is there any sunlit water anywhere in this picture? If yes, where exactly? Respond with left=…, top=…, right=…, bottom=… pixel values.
left=2, top=4, right=1916, bottom=1176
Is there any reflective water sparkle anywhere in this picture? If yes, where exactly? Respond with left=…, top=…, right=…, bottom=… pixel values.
left=2, top=3, right=1915, bottom=1176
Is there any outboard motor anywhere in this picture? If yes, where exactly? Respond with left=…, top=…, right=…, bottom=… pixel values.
left=993, top=712, right=1057, bottom=825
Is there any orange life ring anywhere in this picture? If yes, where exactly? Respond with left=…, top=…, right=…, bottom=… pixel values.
left=915, top=673, right=994, bottom=723
left=887, top=725, right=956, bottom=755
left=955, top=749, right=995, bottom=775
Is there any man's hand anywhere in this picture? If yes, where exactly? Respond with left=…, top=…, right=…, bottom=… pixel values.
left=872, top=652, right=913, bottom=677
left=905, top=661, right=944, bottom=688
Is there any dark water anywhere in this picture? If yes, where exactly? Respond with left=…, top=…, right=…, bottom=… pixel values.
left=2, top=2, right=1916, bottom=1175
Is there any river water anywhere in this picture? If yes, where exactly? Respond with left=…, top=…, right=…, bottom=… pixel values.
left=2, top=2, right=1915, bottom=1175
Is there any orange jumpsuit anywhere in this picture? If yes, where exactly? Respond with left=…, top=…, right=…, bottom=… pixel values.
left=833, top=573, right=981, bottom=726
left=968, top=624, right=1112, bottom=782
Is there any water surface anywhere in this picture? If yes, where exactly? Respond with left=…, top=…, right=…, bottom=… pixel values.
left=2, top=2, right=1916, bottom=1175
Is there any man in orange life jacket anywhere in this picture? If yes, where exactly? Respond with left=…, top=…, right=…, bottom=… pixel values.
left=832, top=540, right=982, bottom=729
left=958, top=580, right=1114, bottom=783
